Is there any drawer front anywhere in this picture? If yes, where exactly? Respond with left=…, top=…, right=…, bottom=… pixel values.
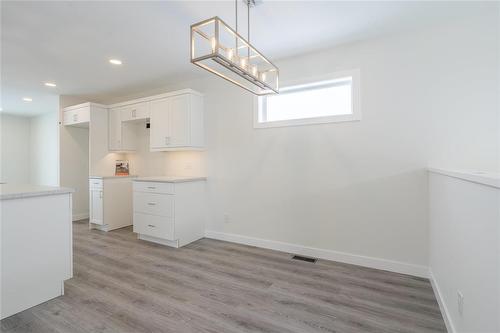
left=133, top=181, right=174, bottom=194
left=134, top=192, right=174, bottom=217
left=133, top=213, right=174, bottom=240
left=89, top=178, right=103, bottom=189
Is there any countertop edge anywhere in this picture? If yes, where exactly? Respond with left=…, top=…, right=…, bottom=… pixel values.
left=89, top=175, right=138, bottom=179
left=133, top=177, right=207, bottom=183
left=0, top=187, right=75, bottom=200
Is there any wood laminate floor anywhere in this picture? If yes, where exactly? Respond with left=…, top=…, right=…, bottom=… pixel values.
left=1, top=220, right=446, bottom=333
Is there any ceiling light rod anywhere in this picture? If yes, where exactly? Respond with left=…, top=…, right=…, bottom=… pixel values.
left=247, top=0, right=250, bottom=61
left=236, top=0, right=253, bottom=58
left=247, top=0, right=251, bottom=44
left=190, top=0, right=279, bottom=95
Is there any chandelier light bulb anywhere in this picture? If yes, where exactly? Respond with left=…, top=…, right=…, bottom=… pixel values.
left=251, top=65, right=258, bottom=77
left=210, top=37, right=217, bottom=52
left=240, top=58, right=247, bottom=69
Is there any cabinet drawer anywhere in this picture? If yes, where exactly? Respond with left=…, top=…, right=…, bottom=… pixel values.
left=133, top=213, right=174, bottom=240
left=133, top=181, right=174, bottom=194
left=89, top=178, right=103, bottom=189
left=134, top=192, right=174, bottom=217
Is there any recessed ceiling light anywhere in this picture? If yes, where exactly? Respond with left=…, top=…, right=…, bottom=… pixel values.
left=44, top=82, right=57, bottom=87
left=23, top=97, right=33, bottom=102
left=109, top=59, right=122, bottom=65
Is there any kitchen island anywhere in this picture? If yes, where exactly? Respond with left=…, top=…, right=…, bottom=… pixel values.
left=0, top=184, right=74, bottom=319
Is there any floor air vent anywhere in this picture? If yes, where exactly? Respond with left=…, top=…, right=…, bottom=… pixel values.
left=292, top=255, right=317, bottom=263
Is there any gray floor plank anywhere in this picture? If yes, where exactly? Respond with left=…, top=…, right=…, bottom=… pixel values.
left=1, top=220, right=446, bottom=333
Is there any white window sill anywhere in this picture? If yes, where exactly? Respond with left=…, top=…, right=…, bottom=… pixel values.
left=254, top=114, right=361, bottom=129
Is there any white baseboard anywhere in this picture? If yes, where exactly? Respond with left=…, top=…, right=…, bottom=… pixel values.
left=72, top=212, right=89, bottom=221
left=204, top=230, right=429, bottom=278
left=429, top=269, right=455, bottom=333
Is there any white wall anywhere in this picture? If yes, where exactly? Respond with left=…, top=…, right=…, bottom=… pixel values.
left=59, top=96, right=90, bottom=220
left=427, top=8, right=499, bottom=173
left=0, top=114, right=30, bottom=183
left=1, top=112, right=60, bottom=186
left=59, top=97, right=127, bottom=220
left=59, top=125, right=89, bottom=220
left=426, top=6, right=499, bottom=333
left=88, top=105, right=126, bottom=177
left=126, top=122, right=206, bottom=177
left=429, top=171, right=499, bottom=333
left=29, top=111, right=59, bottom=186
left=101, top=4, right=497, bottom=276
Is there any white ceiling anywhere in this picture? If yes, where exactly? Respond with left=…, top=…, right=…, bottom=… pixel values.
left=1, top=1, right=485, bottom=116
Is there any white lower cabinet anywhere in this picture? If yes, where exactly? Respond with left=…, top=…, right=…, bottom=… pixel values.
left=132, top=178, right=206, bottom=248
left=89, top=176, right=135, bottom=231
left=89, top=185, right=103, bottom=225
left=133, top=213, right=175, bottom=241
left=134, top=192, right=174, bottom=217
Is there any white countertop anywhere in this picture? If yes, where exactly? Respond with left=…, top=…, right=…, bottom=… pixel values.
left=0, top=184, right=75, bottom=200
left=134, top=176, right=207, bottom=183
left=89, top=175, right=137, bottom=179
left=428, top=167, right=500, bottom=189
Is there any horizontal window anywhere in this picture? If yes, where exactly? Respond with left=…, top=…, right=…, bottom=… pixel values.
left=254, top=69, right=361, bottom=128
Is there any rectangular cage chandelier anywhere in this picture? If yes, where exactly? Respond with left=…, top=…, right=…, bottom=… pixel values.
left=190, top=15, right=279, bottom=95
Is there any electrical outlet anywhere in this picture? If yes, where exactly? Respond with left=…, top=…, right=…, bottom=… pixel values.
left=224, top=214, right=230, bottom=224
left=457, top=291, right=464, bottom=316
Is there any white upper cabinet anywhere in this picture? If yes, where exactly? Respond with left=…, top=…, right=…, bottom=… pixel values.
left=150, top=93, right=204, bottom=151
left=169, top=95, right=190, bottom=146
left=63, top=104, right=91, bottom=127
left=67, top=90, right=203, bottom=153
left=108, top=107, right=121, bottom=150
left=150, top=98, right=171, bottom=149
left=108, top=107, right=136, bottom=151
left=120, top=102, right=150, bottom=122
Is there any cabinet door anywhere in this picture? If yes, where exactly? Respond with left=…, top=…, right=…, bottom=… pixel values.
left=169, top=95, right=190, bottom=147
left=134, top=102, right=150, bottom=119
left=63, top=106, right=90, bottom=126
left=90, top=189, right=104, bottom=225
left=150, top=98, right=171, bottom=149
left=120, top=106, right=134, bottom=122
left=76, top=106, right=90, bottom=123
left=121, top=122, right=136, bottom=151
left=108, top=108, right=122, bottom=150
left=63, top=110, right=77, bottom=125
left=121, top=102, right=150, bottom=122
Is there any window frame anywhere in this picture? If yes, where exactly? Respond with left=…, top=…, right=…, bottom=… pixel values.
left=253, top=69, right=361, bottom=129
